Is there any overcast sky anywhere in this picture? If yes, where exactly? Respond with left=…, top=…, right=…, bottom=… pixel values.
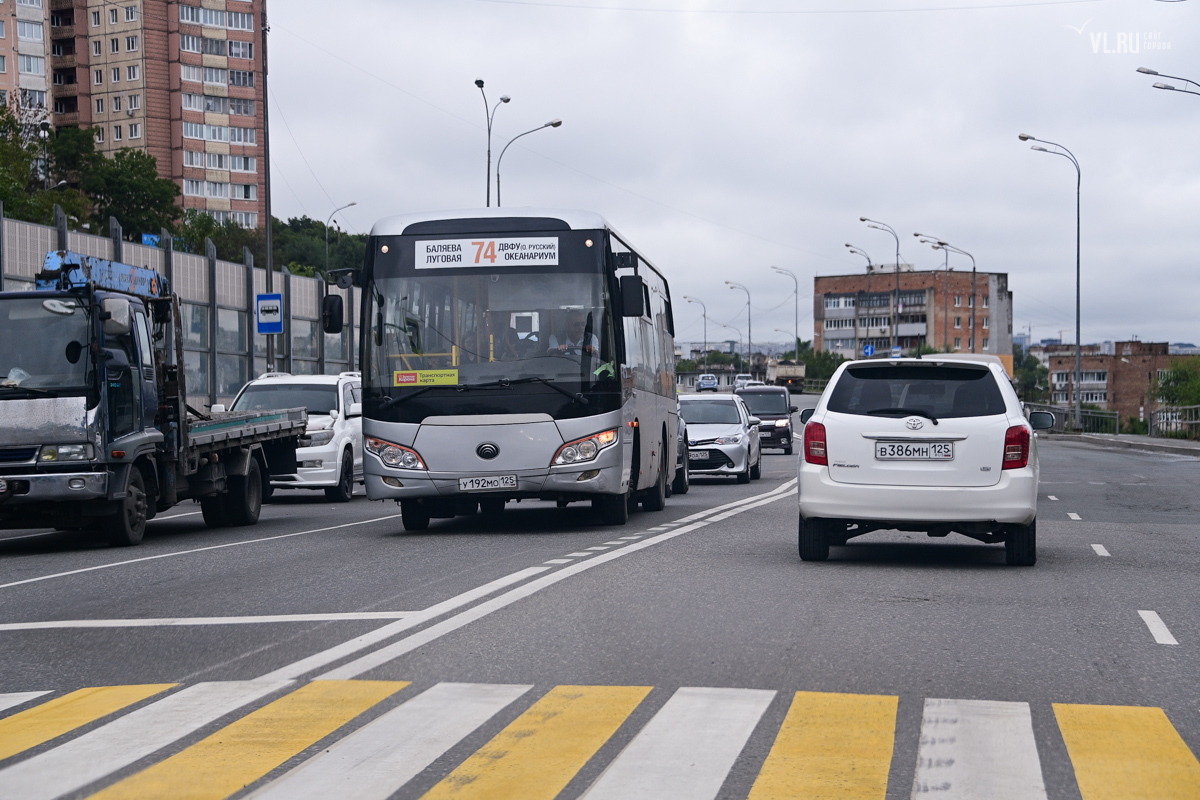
left=267, top=0, right=1198, bottom=349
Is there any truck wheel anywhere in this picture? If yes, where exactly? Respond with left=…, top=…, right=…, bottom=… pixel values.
left=594, top=492, right=629, bottom=526
left=642, top=450, right=667, bottom=511
left=1005, top=520, right=1037, bottom=566
left=201, top=496, right=231, bottom=528
left=262, top=480, right=275, bottom=504
left=671, top=454, right=690, bottom=495
left=798, top=514, right=830, bottom=561
left=325, top=452, right=354, bottom=503
left=228, top=458, right=263, bottom=526
left=401, top=500, right=430, bottom=532
left=106, top=468, right=148, bottom=547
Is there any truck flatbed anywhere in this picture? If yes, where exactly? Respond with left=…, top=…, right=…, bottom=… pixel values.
left=187, top=409, right=307, bottom=451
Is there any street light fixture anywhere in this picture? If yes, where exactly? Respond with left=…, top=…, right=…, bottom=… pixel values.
left=683, top=295, right=708, bottom=371
left=771, top=266, right=799, bottom=359
left=916, top=234, right=976, bottom=354
left=725, top=281, right=752, bottom=376
left=325, top=201, right=357, bottom=277
left=845, top=243, right=874, bottom=357
left=719, top=323, right=743, bottom=370
left=915, top=235, right=952, bottom=351
left=1020, top=132, right=1082, bottom=430
left=475, top=79, right=511, bottom=207
left=496, top=120, right=562, bottom=208
left=1137, top=67, right=1200, bottom=98
left=860, top=218, right=903, bottom=353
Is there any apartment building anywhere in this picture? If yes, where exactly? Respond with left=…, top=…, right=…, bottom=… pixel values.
left=0, top=0, right=52, bottom=116
left=1048, top=341, right=1193, bottom=424
left=814, top=265, right=1014, bottom=362
left=48, top=0, right=266, bottom=230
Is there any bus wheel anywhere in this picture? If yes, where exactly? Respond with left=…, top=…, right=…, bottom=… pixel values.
left=642, top=450, right=667, bottom=512
left=401, top=500, right=430, bottom=532
left=594, top=492, right=629, bottom=526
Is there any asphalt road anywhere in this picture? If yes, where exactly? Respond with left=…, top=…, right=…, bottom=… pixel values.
left=0, top=437, right=1198, bottom=799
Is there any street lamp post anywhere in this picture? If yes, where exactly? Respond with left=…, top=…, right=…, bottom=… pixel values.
left=1137, top=67, right=1200, bottom=98
left=860, top=218, right=902, bottom=354
left=916, top=234, right=974, bottom=353
left=845, top=244, right=873, bottom=357
left=496, top=120, right=562, bottom=208
left=325, top=202, right=357, bottom=276
left=720, top=324, right=743, bottom=377
left=38, top=122, right=50, bottom=190
left=726, top=282, right=752, bottom=377
left=1020, top=132, right=1082, bottom=430
left=683, top=296, right=707, bottom=371
left=771, top=266, right=799, bottom=359
left=474, top=79, right=510, bottom=207
left=916, top=237, right=951, bottom=352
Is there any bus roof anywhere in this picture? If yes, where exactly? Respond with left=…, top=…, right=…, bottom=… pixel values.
left=370, top=208, right=614, bottom=237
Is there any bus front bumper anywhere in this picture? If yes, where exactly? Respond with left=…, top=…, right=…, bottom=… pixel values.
left=365, top=463, right=625, bottom=501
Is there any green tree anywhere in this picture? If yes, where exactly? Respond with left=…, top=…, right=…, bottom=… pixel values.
left=82, top=148, right=180, bottom=237
left=1156, top=357, right=1200, bottom=407
left=798, top=349, right=845, bottom=382
left=0, top=104, right=90, bottom=226
left=1013, top=345, right=1049, bottom=403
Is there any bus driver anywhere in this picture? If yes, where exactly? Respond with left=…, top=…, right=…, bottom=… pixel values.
left=546, top=309, right=599, bottom=357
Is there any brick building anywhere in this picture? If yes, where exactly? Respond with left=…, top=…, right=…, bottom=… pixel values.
left=814, top=265, right=1014, bottom=361
left=1048, top=341, right=1192, bottom=425
left=47, top=0, right=266, bottom=230
left=3, top=1, right=52, bottom=117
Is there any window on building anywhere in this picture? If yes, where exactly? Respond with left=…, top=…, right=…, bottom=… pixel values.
left=95, top=98, right=104, bottom=114
left=202, top=8, right=225, bottom=26
left=20, top=89, right=46, bottom=108
left=228, top=41, right=253, bottom=60
left=92, top=10, right=101, bottom=26
left=181, top=92, right=202, bottom=111
left=92, top=40, right=101, bottom=56
left=1080, top=371, right=1108, bottom=383
left=823, top=318, right=855, bottom=330
left=126, top=64, right=140, bottom=81
left=95, top=127, right=104, bottom=143
left=954, top=337, right=961, bottom=350
left=18, top=55, right=45, bottom=75
left=231, top=211, right=258, bottom=228
left=1052, top=391, right=1068, bottom=403
left=129, top=123, right=141, bottom=139
left=982, top=338, right=989, bottom=350
left=205, top=181, right=229, bottom=198
left=204, top=67, right=226, bottom=85
left=182, top=121, right=204, bottom=139
left=183, top=179, right=203, bottom=196
left=113, top=125, right=122, bottom=141
left=126, top=35, right=138, bottom=52
left=125, top=6, right=137, bottom=22
left=202, top=38, right=226, bottom=56
left=229, top=126, right=256, bottom=144
left=17, top=21, right=43, bottom=42
left=954, top=295, right=962, bottom=307
left=232, top=184, right=257, bottom=200
left=229, top=97, right=254, bottom=116
left=824, top=296, right=842, bottom=310
left=982, top=295, right=990, bottom=308
left=180, top=5, right=200, bottom=23
left=968, top=296, right=975, bottom=308
left=112, top=95, right=121, bottom=111
left=184, top=150, right=204, bottom=167
left=128, top=93, right=140, bottom=110
left=1080, top=391, right=1107, bottom=403
left=94, top=69, right=103, bottom=85
left=230, top=155, right=256, bottom=172
left=109, top=8, right=118, bottom=24
left=203, top=95, right=227, bottom=113
left=17, top=0, right=43, bottom=8
left=954, top=316, right=961, bottom=329
left=968, top=337, right=974, bottom=350
left=227, top=12, right=253, bottom=31
left=110, top=37, right=119, bottom=54
left=206, top=152, right=229, bottom=170
left=982, top=317, right=989, bottom=329
left=181, top=64, right=202, bottom=83
left=228, top=70, right=254, bottom=87
left=180, top=34, right=201, bottom=53
left=111, top=67, right=121, bottom=83
left=0, top=57, right=6, bottom=75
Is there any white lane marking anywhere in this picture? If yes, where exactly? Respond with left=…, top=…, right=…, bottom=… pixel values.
left=1047, top=496, right=1058, bottom=501
left=543, top=559, right=573, bottom=565
left=707, top=488, right=797, bottom=522
left=911, top=698, right=1048, bottom=800
left=602, top=541, right=627, bottom=546
left=0, top=531, right=59, bottom=543
left=647, top=527, right=670, bottom=532
left=0, top=680, right=289, bottom=800
left=255, top=567, right=548, bottom=683
left=1091, top=544, right=1111, bottom=557
left=1139, top=610, right=1179, bottom=645
left=1088, top=481, right=1105, bottom=485
left=619, top=535, right=642, bottom=540
left=660, top=522, right=682, bottom=527
left=586, top=546, right=611, bottom=551
left=0, top=514, right=405, bottom=592
left=246, top=682, right=531, bottom=800
left=565, top=552, right=595, bottom=558
left=316, top=481, right=798, bottom=681
left=1067, top=513, right=1082, bottom=520
left=155, top=511, right=203, bottom=520
left=0, top=691, right=50, bottom=714
left=0, top=612, right=416, bottom=631
left=581, top=687, right=776, bottom=800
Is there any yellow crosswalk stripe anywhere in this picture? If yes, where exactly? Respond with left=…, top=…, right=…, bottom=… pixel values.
left=87, top=680, right=407, bottom=800
left=1054, top=703, right=1200, bottom=800
left=748, top=690, right=897, bottom=800
left=421, top=684, right=651, bottom=800
left=0, top=684, right=175, bottom=763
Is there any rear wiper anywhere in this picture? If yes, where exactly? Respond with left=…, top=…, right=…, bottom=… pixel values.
left=463, top=377, right=588, bottom=406
left=865, top=407, right=939, bottom=425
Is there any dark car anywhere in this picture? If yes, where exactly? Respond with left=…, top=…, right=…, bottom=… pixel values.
left=736, top=385, right=798, bottom=455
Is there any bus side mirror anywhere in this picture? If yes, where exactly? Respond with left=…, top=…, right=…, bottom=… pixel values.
left=321, top=295, right=344, bottom=334
left=620, top=275, right=645, bottom=317
left=800, top=408, right=815, bottom=424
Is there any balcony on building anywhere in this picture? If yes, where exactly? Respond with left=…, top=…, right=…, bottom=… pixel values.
left=897, top=322, right=927, bottom=337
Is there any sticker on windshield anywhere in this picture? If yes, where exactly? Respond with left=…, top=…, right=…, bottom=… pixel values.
left=415, top=238, right=559, bottom=268
left=393, top=369, right=458, bottom=387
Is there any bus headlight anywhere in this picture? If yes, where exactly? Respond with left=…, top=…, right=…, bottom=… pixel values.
left=365, top=437, right=426, bottom=470
left=552, top=428, right=619, bottom=466
left=39, top=443, right=94, bottom=462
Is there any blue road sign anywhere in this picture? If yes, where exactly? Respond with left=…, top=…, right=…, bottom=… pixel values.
left=863, top=344, right=875, bottom=357
left=256, top=293, right=283, bottom=335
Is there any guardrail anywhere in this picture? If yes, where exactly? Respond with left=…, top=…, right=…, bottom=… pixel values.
left=1150, top=404, right=1200, bottom=440
left=802, top=378, right=828, bottom=394
left=1024, top=403, right=1119, bottom=435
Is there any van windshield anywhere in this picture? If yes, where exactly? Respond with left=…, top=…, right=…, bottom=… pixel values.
left=827, top=365, right=1006, bottom=419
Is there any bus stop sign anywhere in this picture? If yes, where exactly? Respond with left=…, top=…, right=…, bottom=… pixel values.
left=256, top=293, right=283, bottom=335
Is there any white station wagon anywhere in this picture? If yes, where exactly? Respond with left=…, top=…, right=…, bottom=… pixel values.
left=797, top=356, right=1054, bottom=565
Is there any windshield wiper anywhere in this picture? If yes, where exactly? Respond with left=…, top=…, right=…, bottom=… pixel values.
left=865, top=407, right=939, bottom=425
left=461, top=377, right=589, bottom=406
left=0, top=385, right=56, bottom=397
left=378, top=385, right=437, bottom=410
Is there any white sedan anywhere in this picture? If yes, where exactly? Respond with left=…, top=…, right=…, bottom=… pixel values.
left=797, top=356, right=1054, bottom=565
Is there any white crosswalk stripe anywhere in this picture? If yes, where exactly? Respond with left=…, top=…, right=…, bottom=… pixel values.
left=0, top=692, right=50, bottom=715
left=912, top=698, right=1048, bottom=800
left=246, top=682, right=532, bottom=800
left=581, top=687, right=776, bottom=800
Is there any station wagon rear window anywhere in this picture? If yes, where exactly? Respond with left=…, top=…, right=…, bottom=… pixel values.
left=827, top=365, right=1006, bottom=419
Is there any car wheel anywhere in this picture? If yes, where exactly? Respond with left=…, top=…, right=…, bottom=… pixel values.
left=736, top=463, right=751, bottom=485
left=671, top=454, right=690, bottom=495
left=401, top=500, right=430, bottom=532
left=594, top=492, right=629, bottom=525
left=783, top=443, right=794, bottom=456
left=227, top=457, right=263, bottom=526
left=750, top=454, right=761, bottom=480
left=106, top=467, right=147, bottom=546
left=798, top=514, right=830, bottom=561
left=1005, top=520, right=1037, bottom=566
left=324, top=451, right=354, bottom=503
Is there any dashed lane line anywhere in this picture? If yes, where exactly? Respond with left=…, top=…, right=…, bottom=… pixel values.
left=0, top=612, right=417, bottom=631
left=1048, top=496, right=1059, bottom=501
left=543, top=559, right=573, bottom=565
left=1139, top=611, right=1179, bottom=646
left=1068, top=513, right=1082, bottom=520
left=1091, top=545, right=1111, bottom=557
left=586, top=546, right=611, bottom=551
left=564, top=552, right=594, bottom=558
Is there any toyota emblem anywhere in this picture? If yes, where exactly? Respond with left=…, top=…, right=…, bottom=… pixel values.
left=476, top=443, right=500, bottom=460
left=905, top=417, right=924, bottom=430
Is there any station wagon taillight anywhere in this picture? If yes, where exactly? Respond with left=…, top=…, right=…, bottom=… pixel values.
left=1002, top=425, right=1030, bottom=469
left=804, top=422, right=828, bottom=466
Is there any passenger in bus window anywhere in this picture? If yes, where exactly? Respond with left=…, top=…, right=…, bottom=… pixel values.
left=482, top=314, right=525, bottom=361
left=546, top=309, right=599, bottom=356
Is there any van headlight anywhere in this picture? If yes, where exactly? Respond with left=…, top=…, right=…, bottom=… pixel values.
left=305, top=430, right=335, bottom=447
left=551, top=428, right=619, bottom=466
left=39, top=443, right=94, bottom=462
left=365, top=437, right=426, bottom=470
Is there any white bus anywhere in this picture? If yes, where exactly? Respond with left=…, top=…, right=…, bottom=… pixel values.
left=329, top=209, right=678, bottom=530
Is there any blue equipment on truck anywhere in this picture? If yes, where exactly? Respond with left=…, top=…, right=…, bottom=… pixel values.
left=0, top=250, right=307, bottom=545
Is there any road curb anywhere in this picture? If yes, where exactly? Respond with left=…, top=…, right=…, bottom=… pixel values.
left=1043, top=433, right=1200, bottom=458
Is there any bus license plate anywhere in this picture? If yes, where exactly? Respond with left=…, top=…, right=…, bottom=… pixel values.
left=875, top=442, right=954, bottom=460
left=460, top=475, right=517, bottom=492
